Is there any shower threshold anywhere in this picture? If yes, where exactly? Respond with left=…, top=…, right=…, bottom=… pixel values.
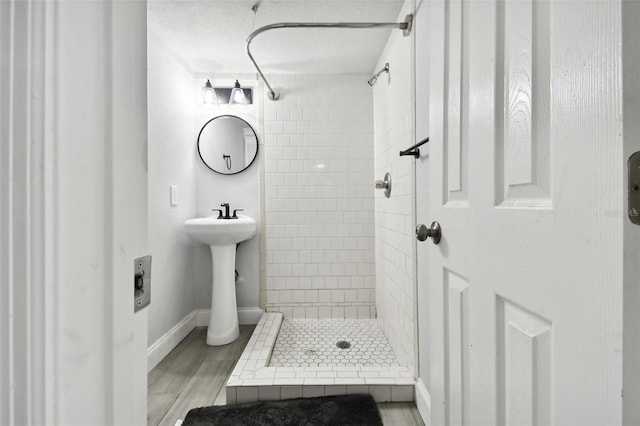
left=225, top=313, right=415, bottom=404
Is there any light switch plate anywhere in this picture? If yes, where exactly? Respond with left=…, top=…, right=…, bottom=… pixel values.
left=170, top=185, right=178, bottom=206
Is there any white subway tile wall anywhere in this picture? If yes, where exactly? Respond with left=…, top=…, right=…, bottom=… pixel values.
left=373, top=1, right=417, bottom=374
left=262, top=74, right=376, bottom=319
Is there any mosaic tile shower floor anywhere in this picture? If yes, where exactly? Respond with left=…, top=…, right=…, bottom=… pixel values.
left=268, top=318, right=400, bottom=367
left=226, top=314, right=414, bottom=404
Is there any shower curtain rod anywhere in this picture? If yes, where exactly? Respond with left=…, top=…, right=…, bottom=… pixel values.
left=246, top=14, right=413, bottom=101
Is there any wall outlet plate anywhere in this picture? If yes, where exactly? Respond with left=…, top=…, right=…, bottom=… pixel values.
left=134, top=255, right=152, bottom=313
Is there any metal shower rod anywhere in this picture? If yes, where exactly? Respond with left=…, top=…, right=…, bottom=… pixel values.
left=246, top=14, right=414, bottom=101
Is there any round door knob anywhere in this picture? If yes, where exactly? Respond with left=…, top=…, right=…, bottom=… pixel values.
left=416, top=221, right=441, bottom=244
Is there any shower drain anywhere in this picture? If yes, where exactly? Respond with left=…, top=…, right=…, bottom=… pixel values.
left=336, top=340, right=351, bottom=349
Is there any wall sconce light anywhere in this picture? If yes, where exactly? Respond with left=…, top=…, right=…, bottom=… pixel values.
left=202, top=79, right=253, bottom=105
left=229, top=80, right=249, bottom=105
left=202, top=79, right=218, bottom=104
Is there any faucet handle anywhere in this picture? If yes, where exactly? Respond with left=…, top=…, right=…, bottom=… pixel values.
left=232, top=209, right=243, bottom=219
left=211, top=209, right=223, bottom=219
left=220, top=203, right=229, bottom=207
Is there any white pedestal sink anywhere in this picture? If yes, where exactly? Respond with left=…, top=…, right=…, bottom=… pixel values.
left=184, top=215, right=257, bottom=346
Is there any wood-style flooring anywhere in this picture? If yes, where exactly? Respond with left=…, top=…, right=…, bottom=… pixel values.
left=148, top=326, right=424, bottom=426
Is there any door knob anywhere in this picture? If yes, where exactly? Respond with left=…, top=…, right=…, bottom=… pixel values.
left=416, top=221, right=441, bottom=244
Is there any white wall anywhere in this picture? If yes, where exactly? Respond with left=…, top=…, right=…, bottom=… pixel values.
left=147, top=32, right=197, bottom=346
left=193, top=78, right=261, bottom=312
left=262, top=74, right=376, bottom=319
left=147, top=66, right=262, bottom=352
left=373, top=0, right=417, bottom=373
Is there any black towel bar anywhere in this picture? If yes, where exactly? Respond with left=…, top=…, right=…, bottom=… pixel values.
left=399, top=137, right=429, bottom=158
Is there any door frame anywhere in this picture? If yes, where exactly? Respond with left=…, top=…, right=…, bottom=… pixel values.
left=623, top=0, right=640, bottom=424
left=1, top=1, right=57, bottom=422
left=414, top=0, right=432, bottom=422
left=1, top=0, right=149, bottom=424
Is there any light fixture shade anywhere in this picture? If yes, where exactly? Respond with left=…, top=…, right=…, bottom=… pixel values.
left=202, top=79, right=217, bottom=104
left=229, top=80, right=249, bottom=105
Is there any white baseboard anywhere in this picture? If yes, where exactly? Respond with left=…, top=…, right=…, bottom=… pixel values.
left=147, top=310, right=198, bottom=373
left=238, top=307, right=264, bottom=325
left=415, top=378, right=431, bottom=426
left=196, top=309, right=210, bottom=327
left=148, top=308, right=265, bottom=372
left=196, top=307, right=264, bottom=326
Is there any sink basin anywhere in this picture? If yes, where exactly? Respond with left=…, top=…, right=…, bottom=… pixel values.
left=184, top=215, right=256, bottom=246
left=184, top=214, right=257, bottom=346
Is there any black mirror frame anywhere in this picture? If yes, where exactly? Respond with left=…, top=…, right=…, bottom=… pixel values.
left=197, top=114, right=259, bottom=175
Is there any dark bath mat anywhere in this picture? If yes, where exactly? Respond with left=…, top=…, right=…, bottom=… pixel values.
left=182, top=393, right=383, bottom=426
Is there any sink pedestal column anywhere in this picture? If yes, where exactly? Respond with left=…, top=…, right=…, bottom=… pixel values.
left=207, top=245, right=239, bottom=346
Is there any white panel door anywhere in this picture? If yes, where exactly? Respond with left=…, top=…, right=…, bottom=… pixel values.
left=426, top=0, right=623, bottom=425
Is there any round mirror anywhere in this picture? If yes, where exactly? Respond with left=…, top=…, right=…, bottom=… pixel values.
left=197, top=115, right=259, bottom=175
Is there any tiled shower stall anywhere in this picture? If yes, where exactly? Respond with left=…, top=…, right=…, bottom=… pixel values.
left=232, top=0, right=418, bottom=403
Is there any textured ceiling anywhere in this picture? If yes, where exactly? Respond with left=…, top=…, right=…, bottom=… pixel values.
left=148, top=0, right=406, bottom=75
